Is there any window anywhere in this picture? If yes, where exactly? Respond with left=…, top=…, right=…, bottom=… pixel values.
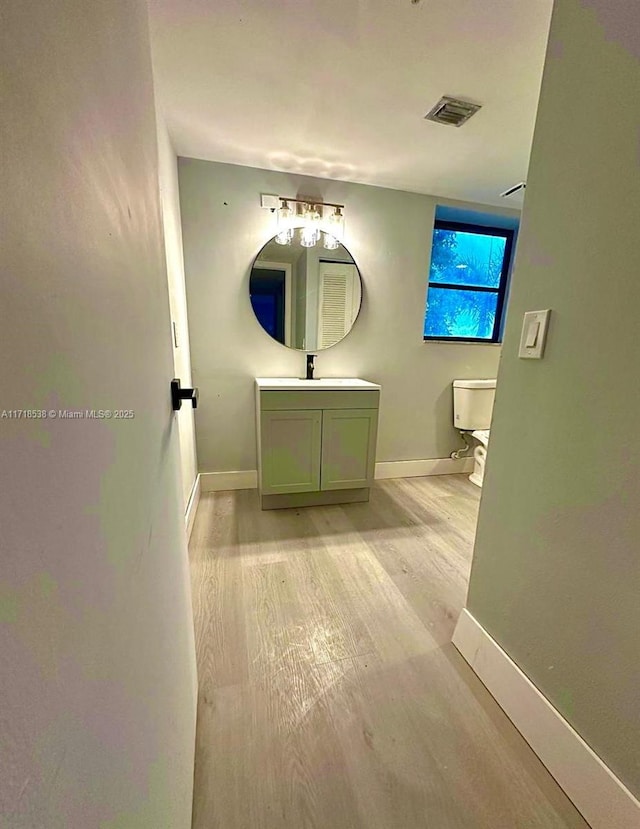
left=424, top=220, right=514, bottom=342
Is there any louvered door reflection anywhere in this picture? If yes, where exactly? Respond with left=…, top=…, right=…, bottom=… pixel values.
left=317, top=262, right=359, bottom=349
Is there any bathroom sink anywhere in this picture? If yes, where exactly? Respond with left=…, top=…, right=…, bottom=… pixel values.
left=255, top=377, right=381, bottom=391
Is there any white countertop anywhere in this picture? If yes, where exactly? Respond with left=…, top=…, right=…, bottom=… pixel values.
left=256, top=377, right=381, bottom=391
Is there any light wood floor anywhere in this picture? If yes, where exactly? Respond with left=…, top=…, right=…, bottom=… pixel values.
left=189, top=475, right=589, bottom=829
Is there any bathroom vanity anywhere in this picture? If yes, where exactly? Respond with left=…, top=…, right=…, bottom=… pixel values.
left=255, top=378, right=380, bottom=509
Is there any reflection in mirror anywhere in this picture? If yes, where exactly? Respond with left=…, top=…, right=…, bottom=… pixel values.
left=249, top=233, right=362, bottom=351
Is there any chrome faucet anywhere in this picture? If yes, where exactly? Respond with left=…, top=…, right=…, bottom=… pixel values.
left=306, top=354, right=316, bottom=380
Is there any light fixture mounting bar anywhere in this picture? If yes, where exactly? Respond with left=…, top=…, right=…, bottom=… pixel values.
left=279, top=197, right=345, bottom=211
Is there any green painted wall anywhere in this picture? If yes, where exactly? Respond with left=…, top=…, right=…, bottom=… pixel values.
left=178, top=159, right=518, bottom=474
left=1, top=1, right=197, bottom=825
left=467, top=0, right=640, bottom=796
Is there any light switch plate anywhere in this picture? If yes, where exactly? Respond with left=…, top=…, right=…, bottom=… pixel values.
left=518, top=309, right=551, bottom=359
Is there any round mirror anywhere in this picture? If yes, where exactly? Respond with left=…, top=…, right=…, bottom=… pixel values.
left=249, top=232, right=362, bottom=351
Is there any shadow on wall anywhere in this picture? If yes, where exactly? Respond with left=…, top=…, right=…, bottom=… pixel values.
left=435, top=383, right=458, bottom=452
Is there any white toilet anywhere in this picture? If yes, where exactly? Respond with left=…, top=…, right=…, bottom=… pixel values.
left=452, top=379, right=497, bottom=487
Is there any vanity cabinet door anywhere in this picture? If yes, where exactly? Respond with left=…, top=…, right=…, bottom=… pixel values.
left=320, top=408, right=378, bottom=491
left=260, top=409, right=322, bottom=495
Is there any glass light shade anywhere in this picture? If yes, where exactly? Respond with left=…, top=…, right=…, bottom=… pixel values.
left=277, top=201, right=293, bottom=227
left=275, top=228, right=293, bottom=245
left=276, top=201, right=294, bottom=243
left=304, top=203, right=321, bottom=224
left=300, top=225, right=319, bottom=247
left=323, top=232, right=340, bottom=250
left=327, top=207, right=345, bottom=240
left=299, top=203, right=321, bottom=247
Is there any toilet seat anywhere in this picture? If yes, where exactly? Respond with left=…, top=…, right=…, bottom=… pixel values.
left=472, top=429, right=490, bottom=447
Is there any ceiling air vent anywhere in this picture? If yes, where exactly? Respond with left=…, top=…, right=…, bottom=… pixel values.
left=500, top=181, right=527, bottom=198
left=424, top=96, right=482, bottom=127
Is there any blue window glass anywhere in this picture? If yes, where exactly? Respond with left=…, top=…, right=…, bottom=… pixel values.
left=424, top=221, right=514, bottom=342
left=424, top=287, right=498, bottom=339
left=429, top=230, right=506, bottom=288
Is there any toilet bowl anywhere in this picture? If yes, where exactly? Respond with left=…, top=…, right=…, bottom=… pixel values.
left=469, top=429, right=490, bottom=487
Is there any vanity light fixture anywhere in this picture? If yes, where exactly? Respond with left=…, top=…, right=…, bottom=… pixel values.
left=271, top=196, right=346, bottom=248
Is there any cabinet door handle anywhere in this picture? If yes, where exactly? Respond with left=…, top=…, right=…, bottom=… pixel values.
left=171, top=378, right=199, bottom=411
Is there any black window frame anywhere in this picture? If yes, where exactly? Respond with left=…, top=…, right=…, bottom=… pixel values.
left=423, top=220, right=515, bottom=344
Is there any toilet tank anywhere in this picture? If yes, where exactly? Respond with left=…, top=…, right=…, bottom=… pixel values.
left=453, top=379, right=496, bottom=430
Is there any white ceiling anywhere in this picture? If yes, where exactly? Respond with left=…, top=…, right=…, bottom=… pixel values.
left=148, top=0, right=553, bottom=207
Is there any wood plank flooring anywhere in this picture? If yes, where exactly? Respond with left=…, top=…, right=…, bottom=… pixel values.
left=189, top=475, right=589, bottom=829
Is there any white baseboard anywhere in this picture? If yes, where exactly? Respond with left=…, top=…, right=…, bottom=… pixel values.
left=453, top=609, right=640, bottom=829
left=198, top=459, right=474, bottom=493
left=185, top=474, right=201, bottom=541
left=375, top=457, right=474, bottom=479
left=200, top=470, right=258, bottom=492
